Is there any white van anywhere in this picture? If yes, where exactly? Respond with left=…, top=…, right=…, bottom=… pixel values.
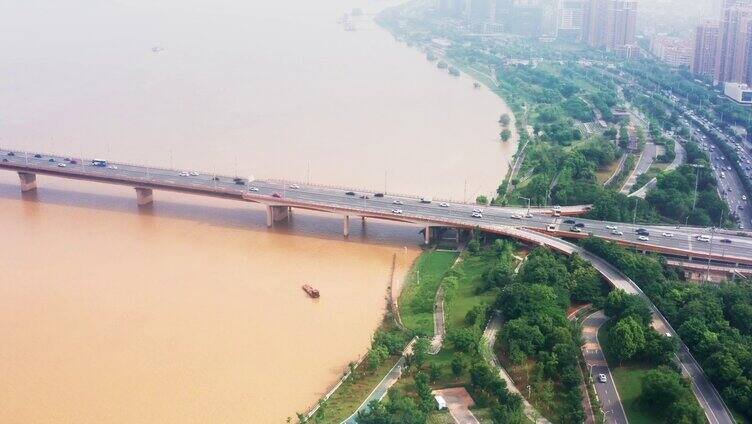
left=696, top=235, right=711, bottom=243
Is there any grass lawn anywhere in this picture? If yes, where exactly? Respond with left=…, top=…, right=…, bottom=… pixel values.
left=309, top=353, right=402, bottom=424
left=598, top=321, right=661, bottom=424
left=398, top=251, right=459, bottom=336
left=596, top=156, right=623, bottom=185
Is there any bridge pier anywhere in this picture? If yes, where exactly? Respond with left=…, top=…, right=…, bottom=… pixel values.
left=266, top=205, right=290, bottom=227
left=344, top=215, right=350, bottom=237
left=135, top=187, right=153, bottom=206
left=18, top=172, right=37, bottom=192
left=424, top=226, right=431, bottom=245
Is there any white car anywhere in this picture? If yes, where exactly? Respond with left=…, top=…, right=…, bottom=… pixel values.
left=190, top=171, right=199, bottom=176
left=391, top=209, right=403, bottom=215
left=598, top=374, right=608, bottom=383
left=108, top=165, right=118, bottom=170
left=525, top=213, right=534, bottom=218
left=510, top=214, right=523, bottom=220
left=248, top=187, right=260, bottom=192
left=289, top=184, right=300, bottom=189
left=743, top=195, right=748, bottom=201
left=473, top=208, right=484, bottom=214
left=638, top=236, right=649, bottom=241
left=179, top=171, right=190, bottom=177
left=662, top=232, right=674, bottom=238
left=611, top=230, right=624, bottom=236
left=439, top=203, right=449, bottom=208
left=57, top=163, right=67, bottom=168
left=606, top=225, right=618, bottom=230
left=471, top=212, right=483, bottom=219
left=393, top=200, right=404, bottom=205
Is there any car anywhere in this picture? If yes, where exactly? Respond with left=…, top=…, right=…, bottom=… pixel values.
left=720, top=238, right=732, bottom=244
left=638, top=236, right=649, bottom=241
left=525, top=213, right=534, bottom=218
left=420, top=197, right=432, bottom=204
left=744, top=195, right=748, bottom=201
left=662, top=232, right=674, bottom=238
left=248, top=187, right=259, bottom=192
left=289, top=184, right=300, bottom=189
left=391, top=209, right=403, bottom=214
left=212, top=176, right=220, bottom=181
left=471, top=212, right=483, bottom=219
left=233, top=177, right=244, bottom=182
left=439, top=203, right=449, bottom=208
left=473, top=208, right=483, bottom=214
left=33, top=154, right=42, bottom=158
left=374, top=193, right=384, bottom=198
left=510, top=214, right=523, bottom=220
left=359, top=194, right=370, bottom=199
left=611, top=230, right=624, bottom=236
left=598, top=374, right=608, bottom=383
left=393, top=200, right=404, bottom=205
left=108, top=165, right=118, bottom=170
left=696, top=235, right=711, bottom=242
left=571, top=227, right=582, bottom=233
left=70, top=159, right=77, bottom=164
left=179, top=171, right=190, bottom=177
left=48, top=158, right=55, bottom=162
left=272, top=192, right=282, bottom=198
left=574, top=222, right=585, bottom=228
left=57, top=163, right=67, bottom=168
left=345, top=191, right=356, bottom=196
left=190, top=171, right=199, bottom=176
left=234, top=180, right=246, bottom=185
left=563, top=219, right=575, bottom=224
left=7, top=152, right=15, bottom=156
left=606, top=225, right=618, bottom=230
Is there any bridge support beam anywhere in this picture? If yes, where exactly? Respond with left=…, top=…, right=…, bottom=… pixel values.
left=344, top=215, right=350, bottom=237
left=266, top=205, right=290, bottom=227
left=18, top=172, right=37, bottom=192
left=135, top=187, right=153, bottom=206
left=424, top=226, right=431, bottom=245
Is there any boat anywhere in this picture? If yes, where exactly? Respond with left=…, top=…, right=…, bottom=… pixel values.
left=473, top=82, right=481, bottom=88
left=448, top=67, right=460, bottom=76
left=302, top=284, right=320, bottom=298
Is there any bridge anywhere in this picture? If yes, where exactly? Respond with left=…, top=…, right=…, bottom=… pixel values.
left=0, top=148, right=740, bottom=423
left=2, top=148, right=752, bottom=277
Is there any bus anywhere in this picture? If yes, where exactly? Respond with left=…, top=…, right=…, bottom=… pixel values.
left=91, top=159, right=108, bottom=167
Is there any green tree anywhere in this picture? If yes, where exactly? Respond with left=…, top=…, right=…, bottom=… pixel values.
left=500, top=128, right=512, bottom=141
left=413, top=337, right=430, bottom=369
left=476, top=195, right=489, bottom=205
left=609, top=316, right=646, bottom=364
left=451, top=353, right=466, bottom=376
left=499, top=113, right=511, bottom=126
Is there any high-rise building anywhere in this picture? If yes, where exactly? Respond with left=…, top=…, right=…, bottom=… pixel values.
left=584, top=0, right=637, bottom=53
left=714, top=5, right=752, bottom=84
left=557, top=0, right=587, bottom=40
left=468, top=0, right=495, bottom=22
left=692, top=21, right=720, bottom=77
left=651, top=35, right=692, bottom=67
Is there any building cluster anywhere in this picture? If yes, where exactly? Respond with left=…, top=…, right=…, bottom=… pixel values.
left=691, top=0, right=752, bottom=86
left=435, top=0, right=639, bottom=56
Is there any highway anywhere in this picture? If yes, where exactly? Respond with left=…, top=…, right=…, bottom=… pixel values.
left=2, top=148, right=752, bottom=268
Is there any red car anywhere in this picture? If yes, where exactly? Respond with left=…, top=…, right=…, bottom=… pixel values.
left=272, top=192, right=282, bottom=198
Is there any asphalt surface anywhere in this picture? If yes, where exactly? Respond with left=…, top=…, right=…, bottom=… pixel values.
left=519, top=232, right=734, bottom=424
left=581, top=311, right=628, bottom=424
left=621, top=141, right=656, bottom=194
left=2, top=148, right=752, bottom=266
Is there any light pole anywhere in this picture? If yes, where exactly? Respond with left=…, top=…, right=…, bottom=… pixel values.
left=519, top=196, right=531, bottom=216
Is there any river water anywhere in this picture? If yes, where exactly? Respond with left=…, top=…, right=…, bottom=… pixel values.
left=0, top=1, right=516, bottom=423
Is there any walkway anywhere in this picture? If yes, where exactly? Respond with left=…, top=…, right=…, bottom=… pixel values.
left=482, top=314, right=552, bottom=424
left=581, top=311, right=628, bottom=424
left=430, top=286, right=446, bottom=354
left=341, top=338, right=417, bottom=424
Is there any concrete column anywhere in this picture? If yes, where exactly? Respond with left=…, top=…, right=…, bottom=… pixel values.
left=266, top=205, right=290, bottom=227
left=18, top=172, right=37, bottom=192
left=424, top=226, right=431, bottom=245
left=135, top=187, right=153, bottom=206
left=343, top=215, right=350, bottom=237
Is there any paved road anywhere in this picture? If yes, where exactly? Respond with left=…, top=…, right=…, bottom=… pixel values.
left=2, top=148, right=751, bottom=267
left=621, top=142, right=656, bottom=194
left=581, top=311, right=628, bottom=424
left=505, top=229, right=734, bottom=424
left=629, top=138, right=686, bottom=199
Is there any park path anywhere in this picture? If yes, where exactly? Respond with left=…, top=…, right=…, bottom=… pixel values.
left=482, top=314, right=552, bottom=424
left=341, top=338, right=417, bottom=424
left=430, top=286, right=445, bottom=354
